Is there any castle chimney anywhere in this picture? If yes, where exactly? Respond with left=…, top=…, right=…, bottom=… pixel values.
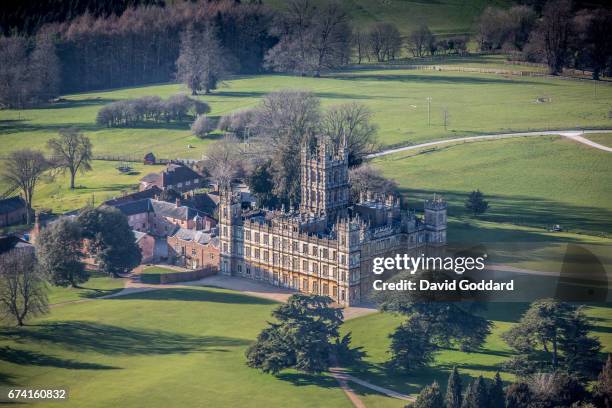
left=30, top=212, right=41, bottom=244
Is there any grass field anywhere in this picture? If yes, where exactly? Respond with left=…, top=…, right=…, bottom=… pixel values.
left=1, top=286, right=610, bottom=407
left=586, top=132, right=612, bottom=148
left=47, top=272, right=126, bottom=305
left=374, top=135, right=612, bottom=236
left=1, top=67, right=610, bottom=161
left=0, top=287, right=352, bottom=408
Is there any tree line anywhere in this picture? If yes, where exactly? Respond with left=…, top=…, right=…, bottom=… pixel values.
left=96, top=94, right=210, bottom=127
left=476, top=1, right=612, bottom=78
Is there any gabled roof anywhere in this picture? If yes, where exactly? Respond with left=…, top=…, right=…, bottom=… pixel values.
left=162, top=164, right=201, bottom=186
left=0, top=197, right=26, bottom=214
left=170, top=228, right=215, bottom=245
left=109, top=198, right=212, bottom=221
left=113, top=199, right=151, bottom=216
left=0, top=235, right=33, bottom=255
left=104, top=186, right=162, bottom=206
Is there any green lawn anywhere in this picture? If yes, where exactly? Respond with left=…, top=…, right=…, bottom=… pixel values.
left=0, top=287, right=352, bottom=408
left=47, top=272, right=126, bottom=305
left=373, top=135, right=612, bottom=271
left=1, top=68, right=610, bottom=162
left=586, top=132, right=612, bottom=148
left=342, top=303, right=612, bottom=406
left=375, top=135, right=612, bottom=237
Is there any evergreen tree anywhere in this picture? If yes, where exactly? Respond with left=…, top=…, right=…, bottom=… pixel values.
left=502, top=299, right=602, bottom=378
left=36, top=217, right=88, bottom=287
left=414, top=381, right=444, bottom=408
left=445, top=366, right=463, bottom=408
left=506, top=382, right=533, bottom=408
left=465, top=190, right=489, bottom=216
left=388, top=317, right=436, bottom=372
left=461, top=376, right=487, bottom=408
left=593, top=354, right=612, bottom=408
left=77, top=206, right=141, bottom=277
left=488, top=372, right=505, bottom=408
left=246, top=294, right=359, bottom=374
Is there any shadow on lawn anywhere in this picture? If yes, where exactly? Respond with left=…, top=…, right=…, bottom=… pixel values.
left=0, top=321, right=250, bottom=355
left=276, top=372, right=341, bottom=389
left=0, top=346, right=119, bottom=370
left=114, top=288, right=278, bottom=305
left=0, top=119, right=100, bottom=135
left=398, top=187, right=612, bottom=237
left=327, top=72, right=553, bottom=86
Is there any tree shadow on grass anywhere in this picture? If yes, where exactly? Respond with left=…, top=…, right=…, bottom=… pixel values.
left=0, top=321, right=250, bottom=355
left=0, top=119, right=101, bottom=135
left=275, top=372, right=341, bottom=389
left=113, top=288, right=278, bottom=305
left=0, top=346, right=119, bottom=370
left=326, top=72, right=553, bottom=86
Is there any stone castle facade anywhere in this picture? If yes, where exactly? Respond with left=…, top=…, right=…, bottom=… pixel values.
left=219, top=137, right=447, bottom=306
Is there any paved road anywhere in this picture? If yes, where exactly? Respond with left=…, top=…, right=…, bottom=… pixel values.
left=367, top=129, right=612, bottom=159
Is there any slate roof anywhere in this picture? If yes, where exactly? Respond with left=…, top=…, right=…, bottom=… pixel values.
left=140, top=173, right=161, bottom=184
left=110, top=198, right=211, bottom=221
left=170, top=228, right=216, bottom=245
left=0, top=197, right=26, bottom=215
left=163, top=164, right=201, bottom=186
left=113, top=199, right=151, bottom=216
left=0, top=235, right=33, bottom=255
left=104, top=186, right=162, bottom=206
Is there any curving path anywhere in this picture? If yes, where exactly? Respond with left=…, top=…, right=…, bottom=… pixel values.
left=366, top=129, right=612, bottom=159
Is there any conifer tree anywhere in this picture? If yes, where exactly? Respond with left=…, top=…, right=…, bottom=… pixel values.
left=414, top=381, right=444, bottom=408
left=445, top=366, right=463, bottom=408
left=488, top=372, right=505, bottom=408
left=461, top=376, right=487, bottom=408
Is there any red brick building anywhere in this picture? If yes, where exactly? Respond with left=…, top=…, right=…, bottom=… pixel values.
left=167, top=228, right=219, bottom=271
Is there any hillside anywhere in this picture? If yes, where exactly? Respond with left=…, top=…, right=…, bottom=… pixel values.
left=264, top=0, right=510, bottom=36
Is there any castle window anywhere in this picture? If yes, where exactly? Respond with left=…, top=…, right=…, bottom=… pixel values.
left=255, top=248, right=260, bottom=259
left=245, top=247, right=251, bottom=257
left=322, top=265, right=328, bottom=277
left=292, top=241, right=299, bottom=251
left=293, top=257, right=298, bottom=268
left=222, top=226, right=227, bottom=237
left=223, top=243, right=228, bottom=253
left=245, top=231, right=251, bottom=241
left=340, top=254, right=345, bottom=265
left=303, top=279, right=308, bottom=291
left=263, top=251, right=269, bottom=261
left=333, top=286, right=338, bottom=298
left=313, top=263, right=318, bottom=274
left=312, top=246, right=317, bottom=256
left=302, top=260, right=308, bottom=272
left=263, top=234, right=269, bottom=245
left=332, top=267, right=337, bottom=279
left=302, top=243, right=308, bottom=254
left=273, top=236, right=279, bottom=249
left=282, top=239, right=288, bottom=250
left=255, top=232, right=260, bottom=243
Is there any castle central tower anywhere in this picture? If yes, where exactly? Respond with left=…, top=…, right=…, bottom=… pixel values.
left=299, top=137, right=349, bottom=220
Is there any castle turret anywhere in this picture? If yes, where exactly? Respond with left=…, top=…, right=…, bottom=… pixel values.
left=424, top=195, right=447, bottom=246
left=219, top=185, right=242, bottom=275
left=299, top=137, right=349, bottom=221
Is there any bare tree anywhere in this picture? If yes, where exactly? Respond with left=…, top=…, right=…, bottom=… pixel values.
left=47, top=127, right=93, bottom=190
left=321, top=103, right=377, bottom=166
left=535, top=0, right=573, bottom=74
left=250, top=90, right=320, bottom=204
left=176, top=23, right=231, bottom=94
left=368, top=23, right=401, bottom=62
left=352, top=28, right=369, bottom=64
left=0, top=248, right=49, bottom=326
left=408, top=25, right=433, bottom=57
left=348, top=164, right=398, bottom=203
left=201, top=135, right=244, bottom=186
left=1, top=149, right=50, bottom=224
left=191, top=115, right=216, bottom=138
left=265, top=0, right=351, bottom=76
